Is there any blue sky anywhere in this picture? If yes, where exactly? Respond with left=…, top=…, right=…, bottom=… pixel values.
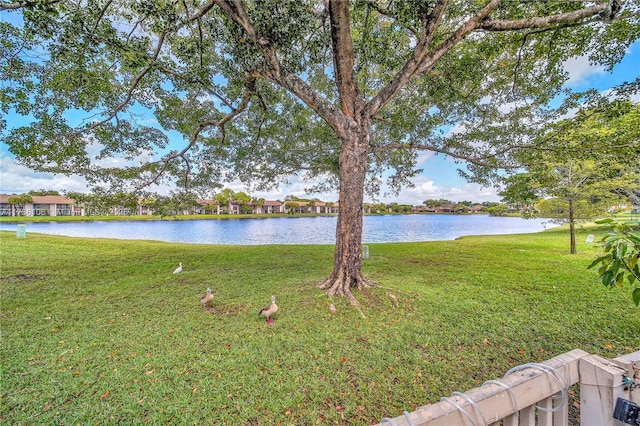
left=1, top=31, right=638, bottom=204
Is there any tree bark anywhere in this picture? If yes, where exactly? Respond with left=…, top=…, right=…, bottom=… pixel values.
left=316, top=0, right=373, bottom=300
left=317, top=125, right=373, bottom=299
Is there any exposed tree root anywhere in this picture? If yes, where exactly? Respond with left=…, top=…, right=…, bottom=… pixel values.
left=317, top=272, right=374, bottom=318
left=317, top=274, right=373, bottom=296
left=350, top=299, right=366, bottom=318
left=368, top=282, right=411, bottom=294
left=386, top=292, right=399, bottom=308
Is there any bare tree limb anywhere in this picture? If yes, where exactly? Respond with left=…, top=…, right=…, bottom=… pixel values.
left=479, top=3, right=610, bottom=31
left=135, top=77, right=256, bottom=190
left=160, top=67, right=235, bottom=110
left=88, top=30, right=168, bottom=131
left=92, top=0, right=113, bottom=32
left=0, top=0, right=60, bottom=11
left=364, top=0, right=455, bottom=118
left=414, top=0, right=500, bottom=75
left=328, top=0, right=358, bottom=119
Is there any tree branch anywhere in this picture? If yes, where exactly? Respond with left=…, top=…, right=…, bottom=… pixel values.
left=211, top=0, right=270, bottom=47
left=92, top=0, right=113, bottom=32
left=414, top=0, right=500, bottom=75
left=89, top=30, right=168, bottom=131
left=189, top=0, right=216, bottom=22
left=479, top=3, right=610, bottom=31
left=208, top=0, right=347, bottom=137
left=135, top=79, right=256, bottom=190
left=160, top=66, right=236, bottom=110
left=328, top=0, right=358, bottom=119
left=368, top=141, right=519, bottom=169
left=0, top=0, right=60, bottom=11
left=180, top=0, right=204, bottom=68
left=364, top=0, right=454, bottom=118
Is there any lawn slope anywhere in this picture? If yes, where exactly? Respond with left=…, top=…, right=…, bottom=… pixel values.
left=1, top=226, right=637, bottom=424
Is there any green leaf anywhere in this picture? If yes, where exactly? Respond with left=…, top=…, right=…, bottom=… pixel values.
left=600, top=270, right=614, bottom=287
left=587, top=254, right=612, bottom=269
left=616, top=243, right=628, bottom=259
left=627, top=233, right=640, bottom=245
left=633, top=288, right=640, bottom=307
left=615, top=273, right=625, bottom=288
left=611, top=259, right=620, bottom=275
left=595, top=218, right=614, bottom=225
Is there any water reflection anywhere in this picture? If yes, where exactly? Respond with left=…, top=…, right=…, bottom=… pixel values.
left=0, top=214, right=555, bottom=245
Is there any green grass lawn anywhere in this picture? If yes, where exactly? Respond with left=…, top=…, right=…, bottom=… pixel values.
left=1, top=225, right=638, bottom=424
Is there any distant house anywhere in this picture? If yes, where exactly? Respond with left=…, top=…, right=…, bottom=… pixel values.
left=422, top=207, right=439, bottom=213
left=136, top=200, right=154, bottom=216
left=256, top=200, right=284, bottom=214
left=226, top=202, right=240, bottom=214
left=293, top=201, right=337, bottom=214
left=412, top=205, right=435, bottom=213
left=289, top=201, right=310, bottom=213
left=0, top=193, right=342, bottom=217
left=325, top=202, right=339, bottom=214
left=0, top=194, right=75, bottom=217
left=309, top=202, right=325, bottom=214
left=194, top=199, right=219, bottom=215
left=279, top=200, right=339, bottom=214
left=435, top=205, right=453, bottom=213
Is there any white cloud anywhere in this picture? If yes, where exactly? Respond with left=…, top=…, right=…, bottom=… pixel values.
left=0, top=144, right=176, bottom=195
left=223, top=172, right=501, bottom=205
left=415, top=151, right=436, bottom=164
left=0, top=152, right=90, bottom=194
left=1, top=144, right=500, bottom=204
left=226, top=177, right=339, bottom=202
left=563, top=55, right=606, bottom=86
left=373, top=176, right=500, bottom=205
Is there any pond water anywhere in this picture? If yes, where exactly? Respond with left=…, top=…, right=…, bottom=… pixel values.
left=0, top=214, right=557, bottom=245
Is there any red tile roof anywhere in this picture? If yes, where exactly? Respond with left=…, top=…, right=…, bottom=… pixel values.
left=0, top=194, right=73, bottom=204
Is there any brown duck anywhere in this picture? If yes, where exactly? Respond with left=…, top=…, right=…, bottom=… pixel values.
left=259, top=295, right=278, bottom=325
left=200, top=288, right=214, bottom=307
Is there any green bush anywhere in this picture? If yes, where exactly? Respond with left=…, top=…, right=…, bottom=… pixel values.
left=588, top=219, right=640, bottom=306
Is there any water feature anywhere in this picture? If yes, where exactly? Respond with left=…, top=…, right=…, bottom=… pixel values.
left=0, top=214, right=557, bottom=245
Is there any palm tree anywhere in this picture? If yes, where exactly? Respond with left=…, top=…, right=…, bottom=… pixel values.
left=8, top=194, right=33, bottom=216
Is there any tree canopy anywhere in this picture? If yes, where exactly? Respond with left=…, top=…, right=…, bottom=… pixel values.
left=2, top=0, right=639, bottom=299
left=500, top=99, right=640, bottom=253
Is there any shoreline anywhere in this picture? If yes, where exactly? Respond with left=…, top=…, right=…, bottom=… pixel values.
left=0, top=211, right=519, bottom=224
left=0, top=215, right=562, bottom=246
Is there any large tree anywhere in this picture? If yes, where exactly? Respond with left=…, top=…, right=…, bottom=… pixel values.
left=2, top=1, right=638, bottom=300
left=500, top=100, right=640, bottom=254
left=502, top=161, right=636, bottom=254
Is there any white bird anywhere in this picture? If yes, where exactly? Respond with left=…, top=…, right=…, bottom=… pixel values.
left=200, top=288, right=214, bottom=307
left=173, top=262, right=183, bottom=275
left=259, top=295, right=278, bottom=325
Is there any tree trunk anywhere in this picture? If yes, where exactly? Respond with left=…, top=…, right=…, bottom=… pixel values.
left=317, top=127, right=373, bottom=299
left=569, top=198, right=576, bottom=254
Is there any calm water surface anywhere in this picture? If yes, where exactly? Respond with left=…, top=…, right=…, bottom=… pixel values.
left=0, top=215, right=557, bottom=245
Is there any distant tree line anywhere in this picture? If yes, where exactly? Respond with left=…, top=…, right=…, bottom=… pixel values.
left=5, top=189, right=505, bottom=216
